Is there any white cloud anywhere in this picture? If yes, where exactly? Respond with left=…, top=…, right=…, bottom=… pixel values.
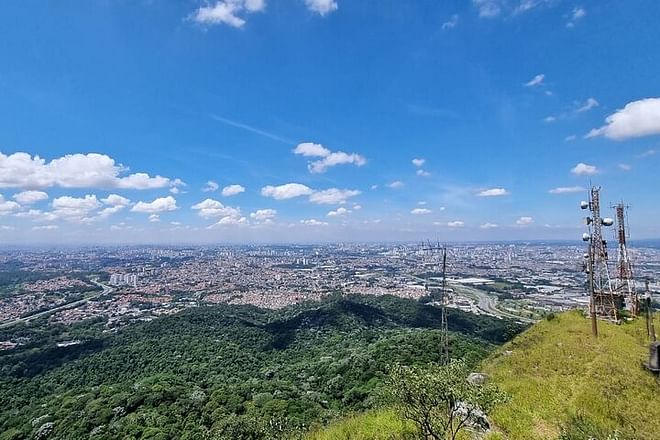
left=208, top=215, right=248, bottom=228
left=473, top=0, right=502, bottom=17
left=516, top=216, right=533, bottom=225
left=222, top=184, right=246, bottom=197
left=261, top=183, right=313, bottom=200
left=447, top=220, right=465, bottom=228
left=309, top=188, right=360, bottom=204
left=191, top=0, right=266, bottom=28
left=524, top=74, right=545, bottom=87
left=576, top=97, right=599, bottom=113
left=410, top=208, right=431, bottom=215
left=304, top=0, right=338, bottom=16
left=549, top=186, right=585, bottom=194
left=480, top=222, right=498, bottom=229
left=203, top=181, right=219, bottom=192
left=131, top=196, right=178, bottom=214
left=52, top=194, right=100, bottom=215
left=567, top=6, right=586, bottom=27
left=191, top=198, right=240, bottom=219
left=565, top=134, right=577, bottom=142
left=571, top=163, right=598, bottom=176
left=411, top=158, right=426, bottom=167
left=0, top=152, right=173, bottom=190
left=148, top=214, right=160, bottom=223
left=101, top=194, right=130, bottom=206
left=300, top=218, right=328, bottom=226
left=293, top=142, right=366, bottom=174
left=32, top=225, right=58, bottom=231
left=327, top=207, right=350, bottom=217
left=637, top=149, right=656, bottom=158
left=250, top=208, right=277, bottom=221
left=352, top=204, right=362, bottom=210
left=586, top=98, right=660, bottom=140
left=618, top=163, right=632, bottom=172
left=442, top=14, right=459, bottom=29
left=0, top=195, right=21, bottom=215
left=388, top=181, right=404, bottom=189
left=293, top=142, right=331, bottom=157
left=544, top=116, right=556, bottom=123
left=477, top=188, right=509, bottom=197
left=416, top=169, right=431, bottom=177
left=13, top=190, right=48, bottom=204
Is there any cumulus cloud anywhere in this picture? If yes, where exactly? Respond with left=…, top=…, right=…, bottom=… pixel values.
left=300, top=219, right=328, bottom=226
left=191, top=198, right=240, bottom=219
left=13, top=190, right=48, bottom=205
left=101, top=194, right=131, bottom=206
left=618, top=163, right=632, bottom=171
left=480, top=222, right=498, bottom=229
left=293, top=142, right=366, bottom=174
left=586, top=98, right=660, bottom=140
left=207, top=215, right=248, bottom=228
left=410, top=208, right=431, bottom=215
left=309, top=188, right=360, bottom=205
left=261, top=183, right=313, bottom=200
left=304, top=0, right=338, bottom=16
left=571, top=163, right=598, bottom=176
left=203, top=181, right=219, bottom=192
left=191, top=0, right=266, bottom=28
left=148, top=214, right=160, bottom=223
left=516, top=216, right=533, bottom=225
left=0, top=195, right=21, bottom=215
left=524, top=74, right=545, bottom=87
left=411, top=158, right=426, bottom=167
left=222, top=184, right=246, bottom=197
left=32, top=225, right=58, bottom=231
left=447, top=220, right=465, bottom=228
left=250, top=208, right=277, bottom=221
left=131, top=196, right=178, bottom=214
left=388, top=181, right=404, bottom=189
left=476, top=188, right=509, bottom=197
left=0, top=152, right=173, bottom=190
left=549, top=186, right=585, bottom=194
left=47, top=194, right=124, bottom=223
left=327, top=207, right=350, bottom=217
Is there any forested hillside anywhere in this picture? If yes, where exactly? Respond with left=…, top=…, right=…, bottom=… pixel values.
left=0, top=294, right=524, bottom=439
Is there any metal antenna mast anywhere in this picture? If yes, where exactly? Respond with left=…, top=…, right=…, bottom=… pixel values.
left=422, top=241, right=450, bottom=364
left=581, top=187, right=618, bottom=335
left=612, top=202, right=639, bottom=316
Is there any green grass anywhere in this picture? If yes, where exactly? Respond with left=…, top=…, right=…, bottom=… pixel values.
left=308, top=311, right=660, bottom=439
left=483, top=311, right=660, bottom=439
left=306, top=410, right=415, bottom=440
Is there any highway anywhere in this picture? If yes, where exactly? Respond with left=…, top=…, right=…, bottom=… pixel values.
left=0, top=279, right=113, bottom=329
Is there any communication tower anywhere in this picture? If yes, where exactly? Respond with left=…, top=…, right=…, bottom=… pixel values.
left=612, top=202, right=639, bottom=316
left=581, top=187, right=621, bottom=335
left=422, top=241, right=450, bottom=365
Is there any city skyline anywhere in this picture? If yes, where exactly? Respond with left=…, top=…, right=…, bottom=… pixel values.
left=1, top=1, right=659, bottom=243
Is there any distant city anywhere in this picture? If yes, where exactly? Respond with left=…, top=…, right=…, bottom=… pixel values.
left=1, top=242, right=659, bottom=343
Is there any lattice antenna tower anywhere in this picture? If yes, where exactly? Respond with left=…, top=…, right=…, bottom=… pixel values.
left=581, top=186, right=619, bottom=335
left=612, top=202, right=639, bottom=316
left=421, top=241, right=450, bottom=364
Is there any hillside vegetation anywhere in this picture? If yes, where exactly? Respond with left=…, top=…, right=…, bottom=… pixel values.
left=309, top=311, right=660, bottom=440
left=0, top=294, right=523, bottom=439
left=483, top=311, right=660, bottom=439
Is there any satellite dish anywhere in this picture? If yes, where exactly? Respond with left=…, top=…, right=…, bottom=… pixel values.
left=582, top=233, right=591, bottom=242
left=602, top=218, right=614, bottom=226
left=580, top=201, right=589, bottom=209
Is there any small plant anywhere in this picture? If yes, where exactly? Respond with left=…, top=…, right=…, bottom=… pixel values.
left=383, top=360, right=507, bottom=440
left=546, top=312, right=556, bottom=321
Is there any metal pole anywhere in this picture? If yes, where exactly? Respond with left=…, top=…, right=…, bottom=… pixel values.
left=589, top=242, right=598, bottom=337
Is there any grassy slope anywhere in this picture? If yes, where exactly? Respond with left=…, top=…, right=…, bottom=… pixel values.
left=308, top=311, right=660, bottom=440
left=483, top=311, right=660, bottom=440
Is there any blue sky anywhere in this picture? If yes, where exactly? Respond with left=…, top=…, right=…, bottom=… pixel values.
left=0, top=0, right=659, bottom=244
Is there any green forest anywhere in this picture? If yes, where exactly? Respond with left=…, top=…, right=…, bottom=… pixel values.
left=0, top=294, right=524, bottom=439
